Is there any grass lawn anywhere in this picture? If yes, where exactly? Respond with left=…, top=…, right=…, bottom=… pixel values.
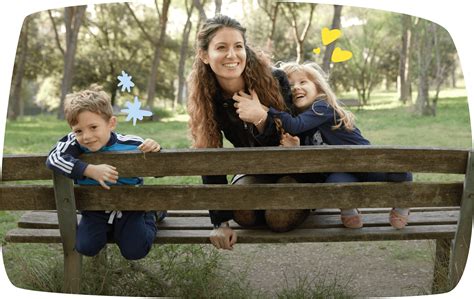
left=0, top=87, right=471, bottom=297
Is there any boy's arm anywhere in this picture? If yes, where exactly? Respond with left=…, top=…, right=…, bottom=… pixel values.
left=46, top=133, right=88, bottom=180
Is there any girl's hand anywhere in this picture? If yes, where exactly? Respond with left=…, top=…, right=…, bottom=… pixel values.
left=233, top=89, right=267, bottom=126
left=138, top=138, right=161, bottom=153
left=280, top=133, right=300, bottom=147
left=84, top=164, right=119, bottom=190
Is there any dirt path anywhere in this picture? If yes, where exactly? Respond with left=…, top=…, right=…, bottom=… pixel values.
left=219, top=240, right=436, bottom=297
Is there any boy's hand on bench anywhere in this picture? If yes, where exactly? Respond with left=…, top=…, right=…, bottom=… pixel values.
left=210, top=225, right=237, bottom=250
left=138, top=139, right=161, bottom=153
left=84, top=164, right=119, bottom=190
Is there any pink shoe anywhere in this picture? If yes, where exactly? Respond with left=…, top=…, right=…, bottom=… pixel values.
left=341, top=210, right=363, bottom=229
left=389, top=208, right=409, bottom=229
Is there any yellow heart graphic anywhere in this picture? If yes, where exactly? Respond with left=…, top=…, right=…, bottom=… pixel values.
left=313, top=47, right=321, bottom=54
left=331, top=47, right=352, bottom=63
left=321, top=27, right=341, bottom=46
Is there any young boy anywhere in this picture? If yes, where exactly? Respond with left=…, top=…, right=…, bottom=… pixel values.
left=46, top=87, right=165, bottom=260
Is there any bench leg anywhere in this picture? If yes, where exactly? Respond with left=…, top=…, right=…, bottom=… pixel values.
left=432, top=238, right=451, bottom=293
left=53, top=172, right=82, bottom=293
left=64, top=249, right=82, bottom=293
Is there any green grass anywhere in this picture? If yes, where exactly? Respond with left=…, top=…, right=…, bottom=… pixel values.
left=1, top=87, right=471, bottom=296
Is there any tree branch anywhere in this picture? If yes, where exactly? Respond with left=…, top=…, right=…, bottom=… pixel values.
left=48, top=9, right=65, bottom=56
left=125, top=2, right=155, bottom=44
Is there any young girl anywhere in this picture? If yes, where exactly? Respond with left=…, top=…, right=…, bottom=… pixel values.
left=267, top=61, right=411, bottom=229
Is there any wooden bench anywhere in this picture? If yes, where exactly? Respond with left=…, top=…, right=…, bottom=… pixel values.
left=339, top=98, right=362, bottom=109
left=1, top=146, right=472, bottom=294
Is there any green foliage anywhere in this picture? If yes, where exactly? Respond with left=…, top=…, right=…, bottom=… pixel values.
left=276, top=271, right=354, bottom=298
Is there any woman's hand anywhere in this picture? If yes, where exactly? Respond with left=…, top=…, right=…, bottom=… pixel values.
left=84, top=164, right=119, bottom=190
left=209, top=224, right=237, bottom=250
left=280, top=133, right=300, bottom=147
left=233, top=90, right=268, bottom=128
left=138, top=138, right=161, bottom=153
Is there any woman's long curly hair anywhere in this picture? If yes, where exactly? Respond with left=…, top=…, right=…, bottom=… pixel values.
left=187, top=15, right=286, bottom=148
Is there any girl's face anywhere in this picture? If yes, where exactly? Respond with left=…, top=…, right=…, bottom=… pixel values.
left=288, top=71, right=319, bottom=112
left=200, top=27, right=247, bottom=87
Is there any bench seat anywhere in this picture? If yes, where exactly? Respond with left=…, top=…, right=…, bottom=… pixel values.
left=6, top=208, right=459, bottom=244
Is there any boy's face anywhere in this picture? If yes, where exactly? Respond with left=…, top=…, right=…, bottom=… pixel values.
left=288, top=71, right=319, bottom=112
left=72, top=111, right=116, bottom=152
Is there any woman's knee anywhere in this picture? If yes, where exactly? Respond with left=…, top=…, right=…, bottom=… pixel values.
left=233, top=210, right=265, bottom=227
left=265, top=209, right=310, bottom=233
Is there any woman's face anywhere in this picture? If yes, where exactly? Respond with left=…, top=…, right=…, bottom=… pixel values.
left=288, top=71, right=319, bottom=112
left=201, top=27, right=247, bottom=86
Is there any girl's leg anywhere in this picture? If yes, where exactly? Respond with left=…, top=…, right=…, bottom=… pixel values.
left=364, top=172, right=412, bottom=229
left=231, top=174, right=274, bottom=227
left=264, top=175, right=310, bottom=233
left=75, top=211, right=110, bottom=257
left=114, top=211, right=157, bottom=260
left=326, top=173, right=363, bottom=229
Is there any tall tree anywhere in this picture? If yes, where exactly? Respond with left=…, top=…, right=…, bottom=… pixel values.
left=322, top=5, right=342, bottom=73
left=281, top=3, right=316, bottom=63
left=414, top=19, right=436, bottom=116
left=50, top=6, right=87, bottom=119
left=126, top=0, right=171, bottom=109
left=81, top=4, right=144, bottom=106
left=257, top=0, right=281, bottom=54
left=9, top=16, right=31, bottom=120
left=174, top=0, right=194, bottom=109
left=398, top=14, right=413, bottom=104
left=193, top=0, right=207, bottom=21
left=214, top=0, right=222, bottom=15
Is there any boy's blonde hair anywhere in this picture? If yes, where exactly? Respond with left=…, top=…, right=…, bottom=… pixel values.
left=64, top=85, right=113, bottom=126
left=279, top=62, right=355, bottom=131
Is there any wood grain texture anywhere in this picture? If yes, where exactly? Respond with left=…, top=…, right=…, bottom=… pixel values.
left=5, top=225, right=457, bottom=244
left=2, top=146, right=468, bottom=181
left=18, top=210, right=459, bottom=230
left=0, top=182, right=463, bottom=210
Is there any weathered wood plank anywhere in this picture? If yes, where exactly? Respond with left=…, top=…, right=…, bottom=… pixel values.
left=2, top=146, right=468, bottom=181
left=52, top=172, right=82, bottom=293
left=450, top=151, right=474, bottom=289
left=18, top=210, right=459, bottom=230
left=432, top=238, right=451, bottom=293
left=0, top=182, right=463, bottom=210
left=5, top=225, right=457, bottom=244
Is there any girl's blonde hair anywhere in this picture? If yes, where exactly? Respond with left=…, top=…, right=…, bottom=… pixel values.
left=187, top=15, right=286, bottom=148
left=280, top=62, right=355, bottom=131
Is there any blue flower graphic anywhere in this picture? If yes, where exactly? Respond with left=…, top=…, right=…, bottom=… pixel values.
left=120, top=96, right=152, bottom=126
left=117, top=70, right=135, bottom=92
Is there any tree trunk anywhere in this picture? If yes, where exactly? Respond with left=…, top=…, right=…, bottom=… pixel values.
left=9, top=17, right=30, bottom=120
left=399, top=14, right=412, bottom=104
left=415, top=20, right=435, bottom=116
left=58, top=6, right=87, bottom=119
left=257, top=1, right=280, bottom=54
left=215, top=0, right=222, bottom=15
left=322, top=5, right=342, bottom=73
left=451, top=60, right=457, bottom=88
left=175, top=0, right=194, bottom=109
left=194, top=0, right=207, bottom=21
left=146, top=0, right=171, bottom=109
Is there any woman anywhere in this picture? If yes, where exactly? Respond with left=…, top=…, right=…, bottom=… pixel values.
left=187, top=15, right=313, bottom=250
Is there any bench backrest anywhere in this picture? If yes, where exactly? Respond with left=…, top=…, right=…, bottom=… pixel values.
left=1, top=146, right=470, bottom=211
